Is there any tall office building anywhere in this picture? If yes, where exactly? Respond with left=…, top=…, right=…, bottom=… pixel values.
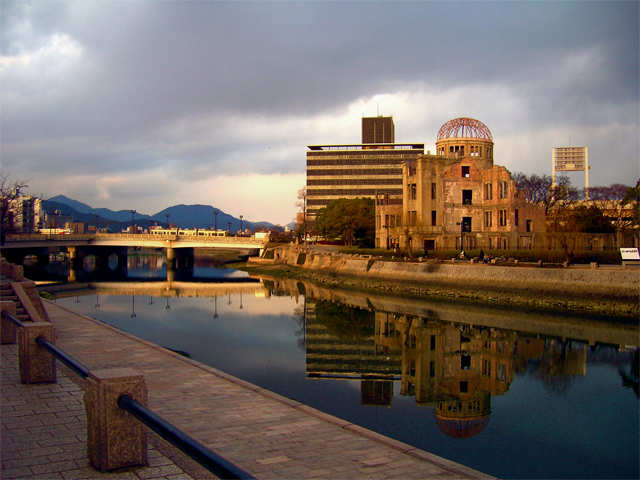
left=362, top=116, right=395, bottom=144
left=305, top=117, right=423, bottom=224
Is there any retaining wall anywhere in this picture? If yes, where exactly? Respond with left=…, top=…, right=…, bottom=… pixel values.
left=254, top=245, right=639, bottom=297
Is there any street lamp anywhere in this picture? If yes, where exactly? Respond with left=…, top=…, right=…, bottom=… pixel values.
left=239, top=215, right=244, bottom=235
left=165, top=213, right=170, bottom=228
left=213, top=209, right=219, bottom=232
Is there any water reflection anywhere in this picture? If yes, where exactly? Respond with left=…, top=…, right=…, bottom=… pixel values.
left=304, top=301, right=601, bottom=438
left=53, top=268, right=638, bottom=479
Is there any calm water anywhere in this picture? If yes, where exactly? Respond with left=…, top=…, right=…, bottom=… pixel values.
left=51, top=254, right=638, bottom=479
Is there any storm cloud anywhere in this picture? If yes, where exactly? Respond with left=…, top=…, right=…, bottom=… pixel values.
left=1, top=1, right=638, bottom=224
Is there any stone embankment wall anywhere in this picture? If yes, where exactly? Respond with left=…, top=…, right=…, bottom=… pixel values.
left=250, top=245, right=639, bottom=301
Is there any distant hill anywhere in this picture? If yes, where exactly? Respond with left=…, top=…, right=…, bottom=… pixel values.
left=47, top=195, right=94, bottom=214
left=152, top=205, right=276, bottom=232
left=42, top=196, right=278, bottom=232
left=49, top=195, right=151, bottom=223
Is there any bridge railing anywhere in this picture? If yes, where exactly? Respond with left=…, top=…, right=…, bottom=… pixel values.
left=0, top=308, right=255, bottom=478
left=5, top=233, right=267, bottom=244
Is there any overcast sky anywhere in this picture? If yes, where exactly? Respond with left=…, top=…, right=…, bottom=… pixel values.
left=2, top=0, right=638, bottom=225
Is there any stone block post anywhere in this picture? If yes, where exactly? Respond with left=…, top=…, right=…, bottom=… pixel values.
left=17, top=322, right=56, bottom=383
left=85, top=368, right=148, bottom=471
left=0, top=301, right=17, bottom=344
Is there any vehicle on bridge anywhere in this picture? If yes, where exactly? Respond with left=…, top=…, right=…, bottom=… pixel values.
left=148, top=227, right=228, bottom=237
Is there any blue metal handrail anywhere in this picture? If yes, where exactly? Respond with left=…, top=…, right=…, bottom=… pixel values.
left=118, top=395, right=255, bottom=480
left=2, top=309, right=254, bottom=478
left=35, top=336, right=90, bottom=378
left=1, top=309, right=24, bottom=327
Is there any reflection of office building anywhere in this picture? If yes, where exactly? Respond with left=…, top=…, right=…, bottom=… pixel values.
left=306, top=117, right=424, bottom=225
left=305, top=302, right=401, bottom=406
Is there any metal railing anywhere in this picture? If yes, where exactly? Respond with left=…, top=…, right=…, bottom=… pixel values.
left=2, top=310, right=23, bottom=327
left=118, top=395, right=254, bottom=480
left=2, top=309, right=254, bottom=479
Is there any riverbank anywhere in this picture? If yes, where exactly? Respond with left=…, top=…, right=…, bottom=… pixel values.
left=243, top=246, right=639, bottom=319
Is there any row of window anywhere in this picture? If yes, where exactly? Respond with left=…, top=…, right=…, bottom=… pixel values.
left=437, top=145, right=493, bottom=157
left=307, top=178, right=402, bottom=186
left=307, top=168, right=402, bottom=176
left=307, top=188, right=400, bottom=197
left=307, top=157, right=413, bottom=166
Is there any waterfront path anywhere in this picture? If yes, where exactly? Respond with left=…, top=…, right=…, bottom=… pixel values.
left=3, top=301, right=494, bottom=479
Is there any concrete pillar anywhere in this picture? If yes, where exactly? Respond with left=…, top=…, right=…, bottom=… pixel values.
left=68, top=246, right=78, bottom=282
left=85, top=368, right=148, bottom=471
left=0, top=301, right=17, bottom=344
left=18, top=322, right=56, bottom=384
left=166, top=247, right=175, bottom=269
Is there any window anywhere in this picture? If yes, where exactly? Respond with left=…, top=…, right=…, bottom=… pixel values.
left=484, top=211, right=492, bottom=228
left=526, top=219, right=532, bottom=232
left=408, top=165, right=416, bottom=176
left=431, top=210, right=437, bottom=226
left=499, top=209, right=507, bottom=227
left=499, top=181, right=509, bottom=199
left=461, top=355, right=471, bottom=370
left=409, top=183, right=417, bottom=200
left=429, top=361, right=435, bottom=378
left=390, top=215, right=396, bottom=228
left=424, top=239, right=435, bottom=251
left=497, top=364, right=506, bottom=382
left=430, top=335, right=436, bottom=351
left=514, top=208, right=519, bottom=226
left=409, top=211, right=417, bottom=226
left=459, top=381, right=468, bottom=393
left=450, top=146, right=454, bottom=153
left=483, top=359, right=491, bottom=377
left=431, top=182, right=437, bottom=199
left=462, top=217, right=472, bottom=232
left=462, top=189, right=472, bottom=205
left=484, top=182, right=493, bottom=200
left=461, top=166, right=470, bottom=178
left=384, top=214, right=389, bottom=227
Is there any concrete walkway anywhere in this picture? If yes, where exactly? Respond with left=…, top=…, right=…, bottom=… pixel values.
left=1, top=343, right=202, bottom=480
left=3, top=300, right=494, bottom=479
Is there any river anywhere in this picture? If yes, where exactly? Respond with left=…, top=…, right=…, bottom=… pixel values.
left=39, top=251, right=638, bottom=479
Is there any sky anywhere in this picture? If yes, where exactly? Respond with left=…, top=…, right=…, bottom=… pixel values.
left=1, top=1, right=638, bottom=225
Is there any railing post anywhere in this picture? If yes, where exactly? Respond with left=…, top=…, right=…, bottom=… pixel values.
left=17, top=322, right=56, bottom=383
left=85, top=368, right=148, bottom=471
left=1, top=302, right=17, bottom=344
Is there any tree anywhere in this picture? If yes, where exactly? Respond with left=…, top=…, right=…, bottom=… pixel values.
left=0, top=175, right=28, bottom=245
left=513, top=172, right=578, bottom=214
left=314, top=198, right=375, bottom=247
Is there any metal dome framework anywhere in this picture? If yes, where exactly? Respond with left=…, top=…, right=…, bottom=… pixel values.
left=437, top=117, right=493, bottom=141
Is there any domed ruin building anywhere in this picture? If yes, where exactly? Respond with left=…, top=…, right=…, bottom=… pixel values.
left=375, top=117, right=546, bottom=252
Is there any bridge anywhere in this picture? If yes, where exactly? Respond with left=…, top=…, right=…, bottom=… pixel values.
left=1, top=233, right=268, bottom=250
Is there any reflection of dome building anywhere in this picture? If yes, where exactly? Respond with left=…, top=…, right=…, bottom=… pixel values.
left=435, top=117, right=494, bottom=167
left=434, top=391, right=491, bottom=438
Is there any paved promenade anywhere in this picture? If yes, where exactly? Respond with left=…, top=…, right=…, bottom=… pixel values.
left=3, top=300, right=494, bottom=479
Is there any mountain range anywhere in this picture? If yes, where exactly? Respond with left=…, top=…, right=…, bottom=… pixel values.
left=45, top=195, right=281, bottom=232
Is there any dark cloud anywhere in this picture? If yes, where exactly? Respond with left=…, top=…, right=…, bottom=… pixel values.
left=2, top=0, right=638, bottom=214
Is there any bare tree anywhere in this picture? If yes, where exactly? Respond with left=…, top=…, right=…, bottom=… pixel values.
left=0, top=174, right=29, bottom=245
left=513, top=172, right=578, bottom=215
